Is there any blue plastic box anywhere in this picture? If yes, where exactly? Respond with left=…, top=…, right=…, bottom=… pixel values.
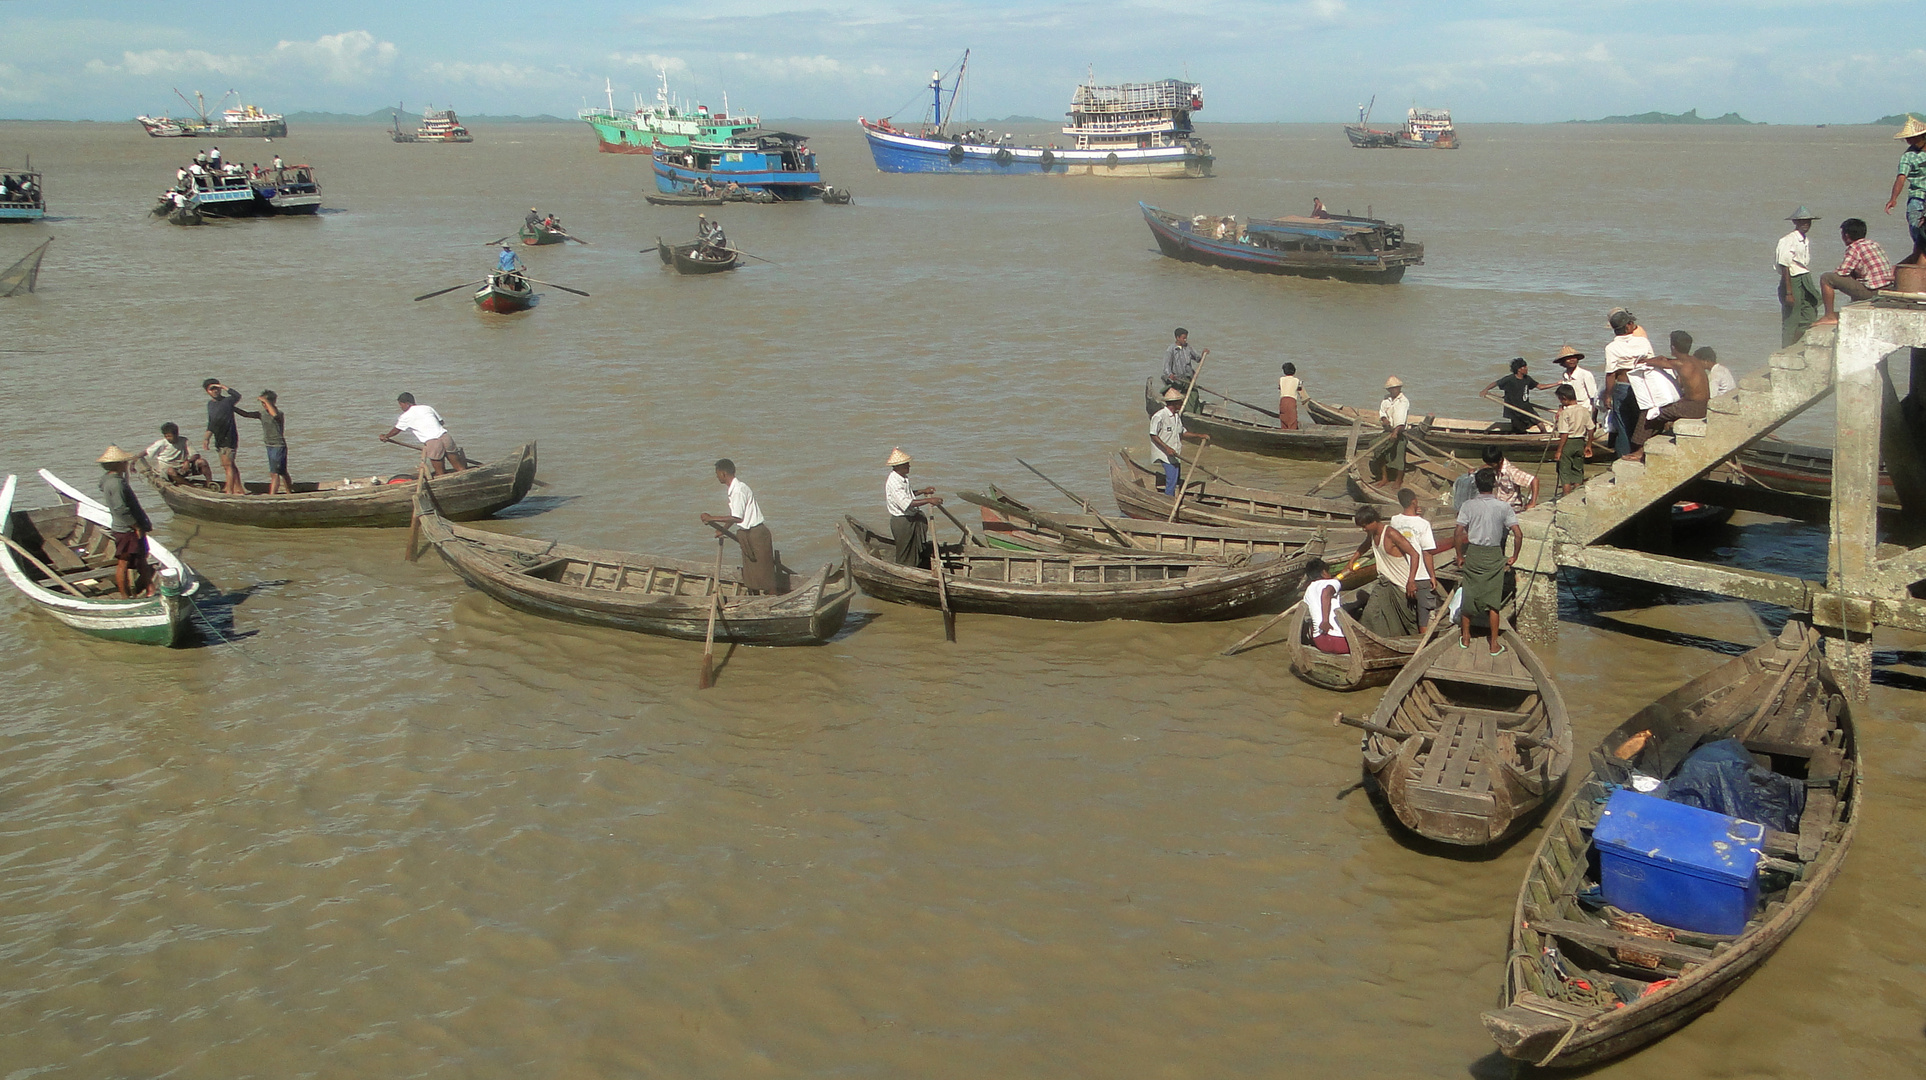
left=1593, top=788, right=1765, bottom=936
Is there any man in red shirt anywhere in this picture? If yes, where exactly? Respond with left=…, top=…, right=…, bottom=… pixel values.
left=1815, top=217, right=1895, bottom=325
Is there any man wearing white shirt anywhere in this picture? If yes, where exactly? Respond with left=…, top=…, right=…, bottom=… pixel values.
left=379, top=392, right=467, bottom=474
left=1602, top=309, right=1654, bottom=456
left=701, top=459, right=778, bottom=594
left=1776, top=207, right=1820, bottom=347
left=1552, top=345, right=1599, bottom=422
left=884, top=447, right=943, bottom=566
left=1697, top=347, right=1738, bottom=397
left=1371, top=376, right=1411, bottom=485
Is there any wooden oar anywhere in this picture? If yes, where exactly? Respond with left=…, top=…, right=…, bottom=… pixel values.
left=698, top=537, right=725, bottom=689
left=404, top=467, right=429, bottom=562
left=1307, top=430, right=1394, bottom=494
left=1221, top=601, right=1304, bottom=657
left=933, top=501, right=984, bottom=547
left=482, top=235, right=512, bottom=247
left=716, top=245, right=776, bottom=265
left=414, top=280, right=487, bottom=301
left=558, top=231, right=590, bottom=245
left=523, top=278, right=591, bottom=297
left=1010, top=460, right=1139, bottom=548
left=0, top=534, right=90, bottom=599
left=928, top=515, right=956, bottom=642
left=1480, top=390, right=1550, bottom=432
left=1195, top=384, right=1281, bottom=419
left=1727, top=626, right=1819, bottom=741
left=1174, top=352, right=1209, bottom=418
left=1166, top=438, right=1212, bottom=522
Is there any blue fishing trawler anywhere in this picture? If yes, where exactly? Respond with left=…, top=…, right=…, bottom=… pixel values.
left=859, top=52, right=1212, bottom=178
left=1, top=162, right=44, bottom=222
left=651, top=131, right=823, bottom=200
left=1141, top=202, right=1424, bottom=283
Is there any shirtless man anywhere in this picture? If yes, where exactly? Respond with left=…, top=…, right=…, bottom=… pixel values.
left=1631, top=330, right=1710, bottom=456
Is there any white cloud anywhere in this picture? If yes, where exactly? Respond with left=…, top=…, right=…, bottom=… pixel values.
left=610, top=53, right=691, bottom=77
left=86, top=49, right=261, bottom=80
left=726, top=53, right=861, bottom=79
left=270, top=31, right=397, bottom=85
left=423, top=60, right=552, bottom=90
left=83, top=31, right=395, bottom=87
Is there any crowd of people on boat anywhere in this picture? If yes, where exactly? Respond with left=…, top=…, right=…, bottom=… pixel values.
left=1, top=172, right=40, bottom=206
left=695, top=214, right=729, bottom=257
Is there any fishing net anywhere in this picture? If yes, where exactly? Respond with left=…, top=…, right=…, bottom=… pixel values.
left=0, top=239, right=51, bottom=296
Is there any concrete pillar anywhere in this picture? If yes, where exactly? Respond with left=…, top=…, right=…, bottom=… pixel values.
left=1514, top=568, right=1560, bottom=645
left=1828, top=312, right=1890, bottom=700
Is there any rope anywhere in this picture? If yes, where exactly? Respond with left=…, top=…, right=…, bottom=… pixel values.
left=185, top=594, right=272, bottom=666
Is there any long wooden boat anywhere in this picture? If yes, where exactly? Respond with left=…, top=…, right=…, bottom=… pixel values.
left=1140, top=379, right=1358, bottom=460
left=519, top=222, right=568, bottom=245
left=1112, top=450, right=1363, bottom=528
left=839, top=516, right=1318, bottom=622
left=1306, top=397, right=1613, bottom=460
left=1, top=473, right=201, bottom=645
left=1481, top=622, right=1857, bottom=1068
left=657, top=238, right=739, bottom=274
left=965, top=489, right=1341, bottom=556
left=1356, top=629, right=1572, bottom=846
left=1285, top=601, right=1423, bottom=691
left=474, top=272, right=535, bottom=312
left=141, top=443, right=537, bottom=528
left=1733, top=437, right=1898, bottom=504
left=1141, top=202, right=1423, bottom=283
left=413, top=490, right=855, bottom=645
left=644, top=193, right=726, bottom=207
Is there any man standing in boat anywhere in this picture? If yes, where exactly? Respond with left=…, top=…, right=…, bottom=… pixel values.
left=97, top=446, right=155, bottom=599
left=885, top=447, right=943, bottom=566
left=1162, top=328, right=1206, bottom=398
left=1370, top=376, right=1410, bottom=486
left=700, top=459, right=778, bottom=595
left=381, top=393, right=467, bottom=475
left=201, top=379, right=249, bottom=496
left=1455, top=468, right=1522, bottom=655
left=1149, top=386, right=1207, bottom=495
left=1277, top=363, right=1304, bottom=430
left=496, top=243, right=524, bottom=283
left=1352, top=506, right=1421, bottom=639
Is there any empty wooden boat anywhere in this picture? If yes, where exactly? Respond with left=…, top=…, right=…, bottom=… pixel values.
left=1141, top=379, right=1357, bottom=460
left=1481, top=622, right=1857, bottom=1068
left=1, top=473, right=201, bottom=645
left=141, top=443, right=537, bottom=528
left=1353, top=629, right=1571, bottom=845
left=412, top=490, right=855, bottom=645
left=1285, top=601, right=1425, bottom=692
left=963, top=488, right=1340, bottom=557
left=839, top=516, right=1319, bottom=622
left=1112, top=450, right=1363, bottom=528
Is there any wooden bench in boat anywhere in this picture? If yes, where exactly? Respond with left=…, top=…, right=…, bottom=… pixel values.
left=1407, top=710, right=1495, bottom=817
left=1525, top=916, right=1715, bottom=967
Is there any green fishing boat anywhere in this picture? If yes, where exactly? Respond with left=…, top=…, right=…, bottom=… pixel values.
left=579, top=72, right=759, bottom=155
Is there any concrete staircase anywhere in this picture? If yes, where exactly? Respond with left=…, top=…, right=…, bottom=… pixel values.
left=1523, top=329, right=1839, bottom=547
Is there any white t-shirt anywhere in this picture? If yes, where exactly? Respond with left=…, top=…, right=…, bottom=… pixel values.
left=1775, top=229, right=1811, bottom=275
left=726, top=477, right=764, bottom=529
left=1629, top=364, right=1681, bottom=414
left=885, top=470, right=916, bottom=517
left=145, top=436, right=187, bottom=467
left=1604, top=333, right=1655, bottom=374
left=1709, top=363, right=1737, bottom=397
left=394, top=404, right=447, bottom=442
left=1278, top=374, right=1303, bottom=400
left=1389, top=512, right=1436, bottom=581
left=1559, top=366, right=1600, bottom=411
left=1149, top=408, right=1185, bottom=464
left=1379, top=393, right=1410, bottom=427
left=1304, top=578, right=1345, bottom=639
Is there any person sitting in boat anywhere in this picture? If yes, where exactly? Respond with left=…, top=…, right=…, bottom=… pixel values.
left=1312, top=197, right=1330, bottom=219
left=1482, top=357, right=1547, bottom=434
left=884, top=447, right=943, bottom=566
left=1301, top=558, right=1349, bottom=654
left=140, top=422, right=212, bottom=485
left=1161, top=327, right=1207, bottom=397
left=97, top=446, right=155, bottom=599
left=526, top=207, right=542, bottom=229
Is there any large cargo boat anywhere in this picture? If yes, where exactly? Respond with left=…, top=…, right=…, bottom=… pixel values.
left=652, top=131, right=823, bottom=200
left=1346, top=97, right=1458, bottom=149
left=393, top=106, right=473, bottom=143
left=137, top=92, right=286, bottom=138
left=860, top=52, right=1212, bottom=178
left=1141, top=202, right=1423, bottom=283
left=577, top=73, right=759, bottom=154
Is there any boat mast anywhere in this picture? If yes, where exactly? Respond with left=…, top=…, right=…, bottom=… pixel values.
left=605, top=78, right=614, bottom=114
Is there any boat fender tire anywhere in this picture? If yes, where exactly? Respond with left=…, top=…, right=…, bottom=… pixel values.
left=995, top=148, right=1013, bottom=166
left=1039, top=150, right=1055, bottom=170
left=948, top=143, right=965, bottom=164
left=1105, top=152, right=1120, bottom=168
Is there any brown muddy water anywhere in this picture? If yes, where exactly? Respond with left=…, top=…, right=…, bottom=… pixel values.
left=1, top=119, right=1923, bottom=1077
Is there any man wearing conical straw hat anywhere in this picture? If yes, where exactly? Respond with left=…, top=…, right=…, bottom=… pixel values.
left=1889, top=115, right=1926, bottom=266
left=97, top=446, right=155, bottom=598
left=884, top=447, right=943, bottom=566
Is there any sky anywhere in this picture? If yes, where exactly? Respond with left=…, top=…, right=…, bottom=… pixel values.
left=0, top=1, right=1920, bottom=124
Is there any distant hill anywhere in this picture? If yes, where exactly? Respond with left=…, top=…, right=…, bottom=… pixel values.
left=1872, top=113, right=1922, bottom=126
left=1574, top=108, right=1757, bottom=125
left=285, top=109, right=568, bottom=125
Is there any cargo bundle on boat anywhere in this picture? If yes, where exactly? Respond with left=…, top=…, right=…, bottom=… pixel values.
left=1, top=162, right=45, bottom=222
left=1143, top=203, right=1423, bottom=283
left=578, top=73, right=758, bottom=154
left=393, top=106, right=473, bottom=143
left=652, top=131, right=823, bottom=200
left=860, top=51, right=1212, bottom=178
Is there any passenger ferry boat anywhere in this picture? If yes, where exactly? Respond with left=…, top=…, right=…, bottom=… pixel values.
left=578, top=73, right=759, bottom=154
left=137, top=93, right=287, bottom=139
left=1141, top=202, right=1424, bottom=283
left=652, top=131, right=823, bottom=200
left=860, top=52, right=1212, bottom=178
left=393, top=106, right=474, bottom=143
left=167, top=163, right=323, bottom=218
left=1, top=161, right=45, bottom=222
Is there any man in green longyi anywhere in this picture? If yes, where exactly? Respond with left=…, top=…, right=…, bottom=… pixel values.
left=1454, top=466, right=1522, bottom=655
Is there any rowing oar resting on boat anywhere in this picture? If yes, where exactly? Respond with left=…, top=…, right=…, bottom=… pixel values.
left=699, top=458, right=779, bottom=595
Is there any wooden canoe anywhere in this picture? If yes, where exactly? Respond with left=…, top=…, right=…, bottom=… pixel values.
left=839, top=516, right=1319, bottom=622
left=413, top=490, right=855, bottom=645
left=142, top=443, right=537, bottom=528
left=1285, top=601, right=1425, bottom=692
left=1733, top=437, right=1898, bottom=504
left=1357, top=629, right=1572, bottom=846
left=1481, top=621, right=1857, bottom=1068
left=644, top=193, right=725, bottom=207
left=1307, top=397, right=1613, bottom=459
left=1112, top=450, right=1364, bottom=527
left=0, top=473, right=201, bottom=646
left=474, top=272, right=535, bottom=312
left=963, top=489, right=1341, bottom=557
left=1141, top=379, right=1357, bottom=460
left=657, top=238, right=738, bottom=274
left=518, top=223, right=568, bottom=245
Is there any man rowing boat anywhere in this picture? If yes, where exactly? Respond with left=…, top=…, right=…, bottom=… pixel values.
left=380, top=392, right=468, bottom=475
left=884, top=447, right=943, bottom=566
left=700, top=459, right=778, bottom=595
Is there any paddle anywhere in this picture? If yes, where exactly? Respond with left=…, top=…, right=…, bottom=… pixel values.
left=1166, top=437, right=1211, bottom=522
left=1195, top=384, right=1282, bottom=419
left=1, top=534, right=90, bottom=599
left=705, top=520, right=801, bottom=579
left=414, top=280, right=487, bottom=301
left=1307, top=430, right=1394, bottom=494
left=1010, top=459, right=1139, bottom=548
left=523, top=278, right=590, bottom=297
left=928, top=513, right=955, bottom=642
left=1221, top=601, right=1303, bottom=657
left=934, top=501, right=982, bottom=547
left=482, top=235, right=512, bottom=247
left=558, top=231, right=590, bottom=245
left=404, top=466, right=429, bottom=562
left=699, top=537, right=725, bottom=689
left=715, top=245, right=775, bottom=265
left=1480, top=390, right=1549, bottom=432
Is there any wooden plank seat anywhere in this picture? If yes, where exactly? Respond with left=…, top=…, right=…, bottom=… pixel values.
left=1428, top=668, right=1541, bottom=693
left=1525, top=917, right=1714, bottom=967
left=1408, top=710, right=1496, bottom=816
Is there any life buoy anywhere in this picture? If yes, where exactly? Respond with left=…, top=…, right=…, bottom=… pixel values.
left=1038, top=150, right=1055, bottom=170
left=948, top=142, right=965, bottom=164
left=1105, top=152, right=1120, bottom=168
left=994, top=148, right=1013, bottom=166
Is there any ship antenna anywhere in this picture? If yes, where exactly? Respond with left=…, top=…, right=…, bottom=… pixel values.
left=605, top=78, right=614, bottom=114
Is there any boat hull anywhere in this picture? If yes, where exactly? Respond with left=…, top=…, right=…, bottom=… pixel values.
left=519, top=225, right=566, bottom=245
left=859, top=124, right=1211, bottom=178
left=0, top=207, right=45, bottom=222
left=475, top=275, right=535, bottom=312
left=1284, top=603, right=1422, bottom=691
left=1, top=476, right=202, bottom=646
left=652, top=156, right=821, bottom=199
left=1142, top=203, right=1420, bottom=283
left=145, top=444, right=537, bottom=528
